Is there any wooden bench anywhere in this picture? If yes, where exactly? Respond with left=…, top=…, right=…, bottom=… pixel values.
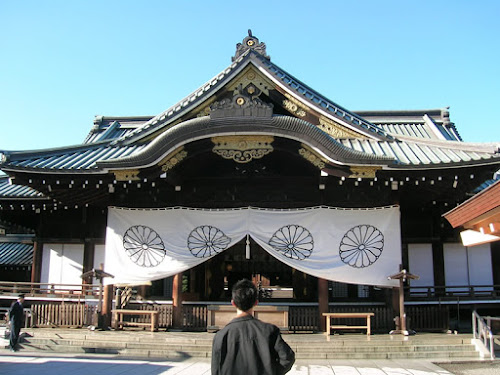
left=323, top=312, right=374, bottom=336
left=112, top=309, right=159, bottom=332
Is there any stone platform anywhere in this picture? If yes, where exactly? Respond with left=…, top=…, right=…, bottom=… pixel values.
left=0, top=327, right=485, bottom=361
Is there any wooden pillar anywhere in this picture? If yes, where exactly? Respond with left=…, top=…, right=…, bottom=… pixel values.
left=172, top=272, right=183, bottom=329
left=82, top=240, right=95, bottom=283
left=318, top=277, right=329, bottom=332
left=398, top=278, right=406, bottom=333
left=432, top=241, right=445, bottom=296
left=392, top=287, right=399, bottom=322
left=102, top=284, right=113, bottom=329
left=30, top=240, right=43, bottom=284
left=137, top=285, right=148, bottom=298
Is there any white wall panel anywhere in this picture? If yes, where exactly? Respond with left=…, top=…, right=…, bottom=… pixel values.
left=408, top=243, right=434, bottom=292
left=467, top=243, right=493, bottom=291
left=40, top=243, right=84, bottom=288
left=41, top=244, right=63, bottom=285
left=443, top=242, right=493, bottom=292
left=443, top=243, right=468, bottom=291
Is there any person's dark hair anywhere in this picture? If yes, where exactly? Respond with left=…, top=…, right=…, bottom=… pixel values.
left=232, top=279, right=257, bottom=312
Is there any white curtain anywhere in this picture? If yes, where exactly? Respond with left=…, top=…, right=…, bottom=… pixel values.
left=104, top=206, right=401, bottom=287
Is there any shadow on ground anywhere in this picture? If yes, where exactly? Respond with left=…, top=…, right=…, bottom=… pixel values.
left=437, top=361, right=500, bottom=375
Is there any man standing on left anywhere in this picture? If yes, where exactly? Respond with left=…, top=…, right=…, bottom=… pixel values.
left=8, top=294, right=25, bottom=352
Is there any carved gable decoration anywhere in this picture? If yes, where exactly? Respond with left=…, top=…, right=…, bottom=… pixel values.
left=210, top=92, right=273, bottom=119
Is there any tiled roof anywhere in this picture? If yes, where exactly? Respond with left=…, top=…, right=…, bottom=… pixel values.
left=0, top=44, right=498, bottom=175
left=0, top=176, right=44, bottom=198
left=357, top=109, right=462, bottom=141
left=1, top=119, right=499, bottom=175
left=0, top=242, right=33, bottom=266
left=84, top=116, right=153, bottom=144
left=1, top=144, right=146, bottom=172
left=338, top=138, right=500, bottom=168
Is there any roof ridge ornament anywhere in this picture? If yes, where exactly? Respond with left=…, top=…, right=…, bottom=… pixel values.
left=232, top=29, right=270, bottom=61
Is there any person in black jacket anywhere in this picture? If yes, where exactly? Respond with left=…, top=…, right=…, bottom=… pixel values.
left=211, top=279, right=295, bottom=375
left=8, top=294, right=25, bottom=352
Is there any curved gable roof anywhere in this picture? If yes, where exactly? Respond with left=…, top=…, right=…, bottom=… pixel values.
left=112, top=49, right=394, bottom=147
left=97, top=115, right=396, bottom=171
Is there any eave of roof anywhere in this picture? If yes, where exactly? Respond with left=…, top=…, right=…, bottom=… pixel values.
left=443, top=178, right=500, bottom=228
left=0, top=142, right=147, bottom=174
left=0, top=176, right=46, bottom=199
left=1, top=120, right=499, bottom=174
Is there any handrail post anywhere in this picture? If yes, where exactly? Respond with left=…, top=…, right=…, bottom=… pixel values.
left=472, top=311, right=477, bottom=339
left=472, top=310, right=496, bottom=360
left=490, top=332, right=495, bottom=360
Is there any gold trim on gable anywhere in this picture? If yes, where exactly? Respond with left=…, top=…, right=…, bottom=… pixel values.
left=298, top=146, right=326, bottom=169
left=159, top=147, right=188, bottom=171
left=319, top=116, right=366, bottom=139
left=349, top=166, right=380, bottom=179
left=283, top=94, right=309, bottom=117
left=212, top=135, right=274, bottom=163
left=112, top=169, right=140, bottom=181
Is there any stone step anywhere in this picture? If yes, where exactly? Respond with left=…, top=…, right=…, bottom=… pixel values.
left=2, top=330, right=481, bottom=360
left=21, top=330, right=473, bottom=345
left=21, top=336, right=475, bottom=353
left=12, top=342, right=480, bottom=360
left=293, top=344, right=476, bottom=353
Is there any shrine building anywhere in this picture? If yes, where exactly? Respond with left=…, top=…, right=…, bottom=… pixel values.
left=1, top=32, right=499, bottom=333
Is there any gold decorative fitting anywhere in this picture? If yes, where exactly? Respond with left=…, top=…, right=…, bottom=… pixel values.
left=349, top=166, right=380, bottom=179
left=247, top=40, right=255, bottom=46
left=283, top=94, right=309, bottom=117
left=113, top=170, right=140, bottom=181
left=236, top=97, right=246, bottom=106
left=298, top=147, right=326, bottom=169
left=160, top=148, right=188, bottom=172
left=212, top=135, right=274, bottom=163
left=319, top=117, right=365, bottom=139
left=228, top=66, right=273, bottom=96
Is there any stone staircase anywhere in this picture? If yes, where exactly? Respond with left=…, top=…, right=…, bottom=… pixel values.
left=2, top=328, right=482, bottom=360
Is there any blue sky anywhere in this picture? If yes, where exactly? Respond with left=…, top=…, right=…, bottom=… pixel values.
left=1, top=1, right=499, bottom=151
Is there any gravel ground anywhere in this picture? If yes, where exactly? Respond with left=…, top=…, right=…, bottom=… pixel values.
left=437, top=361, right=500, bottom=375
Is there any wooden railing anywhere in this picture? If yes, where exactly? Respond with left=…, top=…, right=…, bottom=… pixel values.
left=407, top=305, right=449, bottom=332
left=289, top=305, right=318, bottom=332
left=30, top=302, right=97, bottom=327
left=1, top=300, right=455, bottom=332
left=182, top=304, right=207, bottom=331
left=406, top=284, right=500, bottom=300
left=0, top=281, right=101, bottom=298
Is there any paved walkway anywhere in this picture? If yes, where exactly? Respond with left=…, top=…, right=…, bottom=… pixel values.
left=0, top=351, right=465, bottom=375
